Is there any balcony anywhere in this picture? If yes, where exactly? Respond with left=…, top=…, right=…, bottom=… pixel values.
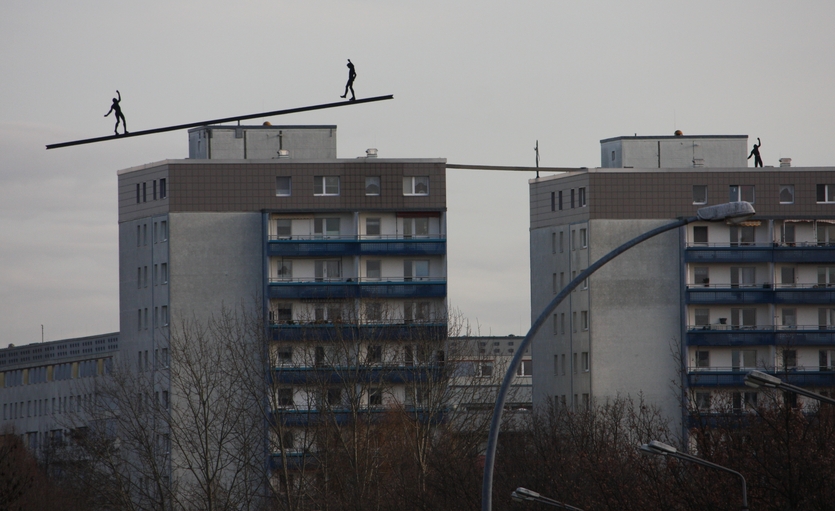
left=685, top=241, right=835, bottom=264
left=687, top=325, right=835, bottom=346
left=686, top=284, right=773, bottom=304
left=267, top=235, right=446, bottom=257
left=267, top=277, right=447, bottom=300
left=271, top=365, right=443, bottom=385
left=687, top=368, right=835, bottom=387
left=268, top=323, right=447, bottom=342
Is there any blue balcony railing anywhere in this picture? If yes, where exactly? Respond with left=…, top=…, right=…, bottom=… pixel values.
left=267, top=236, right=446, bottom=257
left=268, top=323, right=447, bottom=342
left=687, top=368, right=835, bottom=387
left=687, top=325, right=835, bottom=346
left=685, top=242, right=835, bottom=264
left=267, top=279, right=446, bottom=300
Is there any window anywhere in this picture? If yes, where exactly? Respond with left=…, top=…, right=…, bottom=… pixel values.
left=276, top=260, right=292, bottom=281
left=277, top=388, right=294, bottom=408
left=731, top=308, right=757, bottom=329
left=552, top=314, right=558, bottom=335
left=571, top=230, right=576, bottom=251
left=783, top=223, right=795, bottom=245
left=153, top=180, right=157, bottom=200
left=366, top=260, right=381, bottom=281
left=136, top=183, right=140, bottom=204
left=368, top=388, right=383, bottom=407
left=550, top=192, right=555, bottom=212
left=365, top=176, right=380, bottom=196
left=818, top=223, right=835, bottom=245
left=552, top=273, right=557, bottom=294
left=160, top=178, right=167, bottom=199
left=817, top=184, right=835, bottom=203
left=516, top=360, right=533, bottom=376
left=404, top=301, right=430, bottom=323
left=560, top=313, right=566, bottom=335
left=817, top=267, right=835, bottom=287
left=781, top=267, right=795, bottom=287
left=559, top=231, right=564, bottom=252
left=782, top=349, right=797, bottom=370
left=314, top=260, right=341, bottom=281
left=818, top=309, right=835, bottom=330
left=314, top=218, right=340, bottom=238
left=695, top=350, right=710, bottom=368
left=693, top=226, right=708, bottom=245
left=276, top=219, right=292, bottom=239
left=365, top=302, right=382, bottom=322
left=403, top=217, right=429, bottom=238
left=573, top=353, right=578, bottom=374
left=314, top=176, right=340, bottom=196
left=578, top=187, right=586, bottom=207
left=479, top=362, right=494, bottom=378
left=732, top=349, right=757, bottom=370
left=551, top=232, right=556, bottom=254
left=558, top=190, right=563, bottom=210
left=782, top=308, right=797, bottom=329
left=570, top=189, right=575, bottom=208
left=579, top=228, right=587, bottom=248
left=730, top=267, right=756, bottom=288
left=143, top=182, right=147, bottom=203
left=367, top=345, right=383, bottom=365
left=326, top=387, right=343, bottom=407
left=403, top=176, right=429, bottom=196
left=779, top=185, right=794, bottom=204
left=695, top=309, right=710, bottom=327
left=730, top=225, right=756, bottom=246
left=275, top=177, right=292, bottom=196
left=561, top=354, right=566, bottom=375
left=694, top=266, right=709, bottom=287
left=581, top=352, right=589, bottom=372
left=404, top=260, right=429, bottom=281
left=560, top=272, right=565, bottom=290
left=693, top=185, right=708, bottom=205
left=695, top=392, right=711, bottom=411
left=729, top=184, right=755, bottom=203
left=365, top=218, right=381, bottom=237
left=581, top=310, right=589, bottom=330
left=819, top=349, right=835, bottom=370
left=161, top=306, right=168, bottom=326
left=732, top=391, right=758, bottom=412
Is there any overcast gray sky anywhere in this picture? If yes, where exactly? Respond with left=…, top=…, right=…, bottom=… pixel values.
left=2, top=1, right=834, bottom=345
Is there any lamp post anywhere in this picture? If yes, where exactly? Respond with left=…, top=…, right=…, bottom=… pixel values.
left=481, top=202, right=756, bottom=511
left=745, top=370, right=835, bottom=405
left=511, top=487, right=584, bottom=511
left=639, top=440, right=748, bottom=511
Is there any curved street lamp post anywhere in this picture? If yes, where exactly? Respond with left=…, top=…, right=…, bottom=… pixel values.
left=512, top=487, right=584, bottom=511
left=745, top=370, right=835, bottom=406
left=481, top=202, right=756, bottom=511
left=640, top=440, right=748, bottom=511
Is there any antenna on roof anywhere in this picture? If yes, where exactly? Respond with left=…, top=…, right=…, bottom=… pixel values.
left=534, top=140, right=540, bottom=178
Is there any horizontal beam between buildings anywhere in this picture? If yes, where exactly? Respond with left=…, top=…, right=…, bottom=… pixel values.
left=445, top=163, right=582, bottom=172
left=46, top=95, right=395, bottom=150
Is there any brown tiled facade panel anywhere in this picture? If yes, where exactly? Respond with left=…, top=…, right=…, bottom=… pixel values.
left=120, top=161, right=446, bottom=218
left=530, top=168, right=835, bottom=228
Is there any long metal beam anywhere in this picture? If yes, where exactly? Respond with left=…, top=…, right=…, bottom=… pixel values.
left=446, top=163, right=582, bottom=172
left=46, top=95, right=394, bottom=150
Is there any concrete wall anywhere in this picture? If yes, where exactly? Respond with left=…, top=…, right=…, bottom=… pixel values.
left=168, top=212, right=264, bottom=324
left=188, top=126, right=337, bottom=160
left=600, top=136, right=748, bottom=168
left=587, top=219, right=683, bottom=422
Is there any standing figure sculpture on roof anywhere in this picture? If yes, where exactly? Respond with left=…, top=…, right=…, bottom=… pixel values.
left=340, top=59, right=357, bottom=101
left=104, top=90, right=128, bottom=135
left=748, top=137, right=763, bottom=167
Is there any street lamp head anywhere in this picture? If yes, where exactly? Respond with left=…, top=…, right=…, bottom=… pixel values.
left=640, top=440, right=678, bottom=456
left=696, top=201, right=756, bottom=223
left=744, top=370, right=782, bottom=389
left=514, top=487, right=542, bottom=500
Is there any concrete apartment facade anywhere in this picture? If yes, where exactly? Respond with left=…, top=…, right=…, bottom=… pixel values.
left=530, top=134, right=835, bottom=427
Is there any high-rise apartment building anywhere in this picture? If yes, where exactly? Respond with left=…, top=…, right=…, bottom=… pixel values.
left=530, top=134, right=835, bottom=426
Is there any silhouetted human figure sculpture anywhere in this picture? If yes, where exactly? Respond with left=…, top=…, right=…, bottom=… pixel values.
left=104, top=90, right=127, bottom=135
left=340, top=60, right=356, bottom=101
left=748, top=137, right=763, bottom=167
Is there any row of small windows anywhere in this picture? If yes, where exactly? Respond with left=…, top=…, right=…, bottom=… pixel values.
left=552, top=351, right=590, bottom=375
left=693, top=184, right=835, bottom=205
left=2, top=393, right=97, bottom=421
left=550, top=187, right=587, bottom=212
left=137, top=306, right=169, bottom=330
left=2, top=358, right=111, bottom=388
left=550, top=227, right=587, bottom=254
left=137, top=263, right=168, bottom=288
left=552, top=310, right=590, bottom=335
left=136, top=220, right=168, bottom=247
left=136, top=178, right=167, bottom=203
left=276, top=176, right=430, bottom=197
